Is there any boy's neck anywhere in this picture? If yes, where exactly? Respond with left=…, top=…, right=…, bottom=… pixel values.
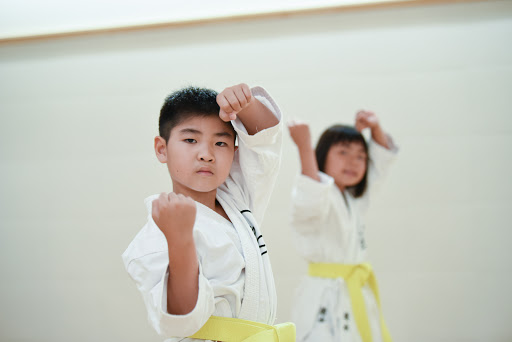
left=170, top=181, right=231, bottom=221
left=171, top=184, right=218, bottom=211
left=173, top=187, right=230, bottom=222
left=191, top=191, right=217, bottom=211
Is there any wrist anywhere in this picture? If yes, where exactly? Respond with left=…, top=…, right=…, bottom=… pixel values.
left=370, top=126, right=390, bottom=149
left=167, top=235, right=197, bottom=266
left=371, top=125, right=384, bottom=137
left=236, top=97, right=258, bottom=118
left=297, top=142, right=314, bottom=153
left=166, top=232, right=195, bottom=250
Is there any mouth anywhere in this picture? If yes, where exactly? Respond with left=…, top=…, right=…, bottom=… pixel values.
left=343, top=170, right=357, bottom=177
left=197, top=167, right=214, bottom=176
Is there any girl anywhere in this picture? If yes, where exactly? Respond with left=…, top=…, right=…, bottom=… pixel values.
left=287, top=110, right=397, bottom=342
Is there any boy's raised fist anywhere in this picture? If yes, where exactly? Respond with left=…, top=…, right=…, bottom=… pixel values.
left=217, top=83, right=253, bottom=122
left=152, top=192, right=196, bottom=242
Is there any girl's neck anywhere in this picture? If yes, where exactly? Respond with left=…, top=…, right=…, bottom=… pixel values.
left=334, top=182, right=346, bottom=193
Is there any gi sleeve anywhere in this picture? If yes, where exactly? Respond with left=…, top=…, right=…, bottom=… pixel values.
left=223, top=86, right=283, bottom=226
left=356, top=137, right=398, bottom=213
left=122, top=205, right=215, bottom=337
left=365, top=137, right=398, bottom=196
left=290, top=171, right=334, bottom=230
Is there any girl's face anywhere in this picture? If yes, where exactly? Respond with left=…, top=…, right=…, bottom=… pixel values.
left=324, top=141, right=367, bottom=191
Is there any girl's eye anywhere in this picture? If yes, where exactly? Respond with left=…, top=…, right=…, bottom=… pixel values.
left=184, top=139, right=196, bottom=143
left=216, top=141, right=227, bottom=147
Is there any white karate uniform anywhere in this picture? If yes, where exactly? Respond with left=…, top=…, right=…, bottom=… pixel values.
left=122, top=87, right=282, bottom=342
left=290, top=140, right=397, bottom=342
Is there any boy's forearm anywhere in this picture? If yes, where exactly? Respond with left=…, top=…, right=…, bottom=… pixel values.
left=298, top=145, right=321, bottom=181
left=236, top=98, right=278, bottom=135
left=166, top=238, right=199, bottom=315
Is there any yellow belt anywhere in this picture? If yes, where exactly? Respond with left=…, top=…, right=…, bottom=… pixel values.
left=308, top=262, right=392, bottom=342
left=189, top=315, right=296, bottom=342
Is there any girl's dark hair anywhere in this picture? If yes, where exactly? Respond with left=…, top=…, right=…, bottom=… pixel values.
left=315, top=124, right=369, bottom=197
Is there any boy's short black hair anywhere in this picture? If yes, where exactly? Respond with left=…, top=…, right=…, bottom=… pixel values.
left=159, top=86, right=235, bottom=142
left=315, top=124, right=369, bottom=198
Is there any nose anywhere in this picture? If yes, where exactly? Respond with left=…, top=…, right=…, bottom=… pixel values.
left=348, top=155, right=359, bottom=166
left=198, top=145, right=215, bottom=163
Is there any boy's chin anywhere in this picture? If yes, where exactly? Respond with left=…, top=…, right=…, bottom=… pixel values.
left=189, top=184, right=223, bottom=194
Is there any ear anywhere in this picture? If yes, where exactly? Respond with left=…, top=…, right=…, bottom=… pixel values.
left=234, top=146, right=239, bottom=153
left=154, top=136, right=168, bottom=163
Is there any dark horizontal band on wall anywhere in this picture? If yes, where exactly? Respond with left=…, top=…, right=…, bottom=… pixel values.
left=0, top=0, right=486, bottom=45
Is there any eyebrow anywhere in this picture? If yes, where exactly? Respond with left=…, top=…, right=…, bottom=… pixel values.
left=352, top=146, right=367, bottom=154
left=354, top=146, right=367, bottom=153
left=179, top=128, right=234, bottom=138
left=335, top=143, right=367, bottom=154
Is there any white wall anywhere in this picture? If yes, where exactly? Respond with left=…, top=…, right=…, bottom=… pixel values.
left=0, top=1, right=511, bottom=341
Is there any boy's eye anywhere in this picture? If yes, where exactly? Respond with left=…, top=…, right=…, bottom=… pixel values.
left=184, top=139, right=196, bottom=143
left=216, top=141, right=228, bottom=147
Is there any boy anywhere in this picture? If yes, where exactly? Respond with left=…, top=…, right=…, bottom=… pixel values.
left=122, top=83, right=295, bottom=341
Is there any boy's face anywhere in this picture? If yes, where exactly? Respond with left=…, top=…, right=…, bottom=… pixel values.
left=155, top=115, right=236, bottom=198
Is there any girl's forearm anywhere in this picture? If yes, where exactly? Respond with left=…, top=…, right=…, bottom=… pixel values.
left=298, top=145, right=321, bottom=181
left=371, top=126, right=391, bottom=149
